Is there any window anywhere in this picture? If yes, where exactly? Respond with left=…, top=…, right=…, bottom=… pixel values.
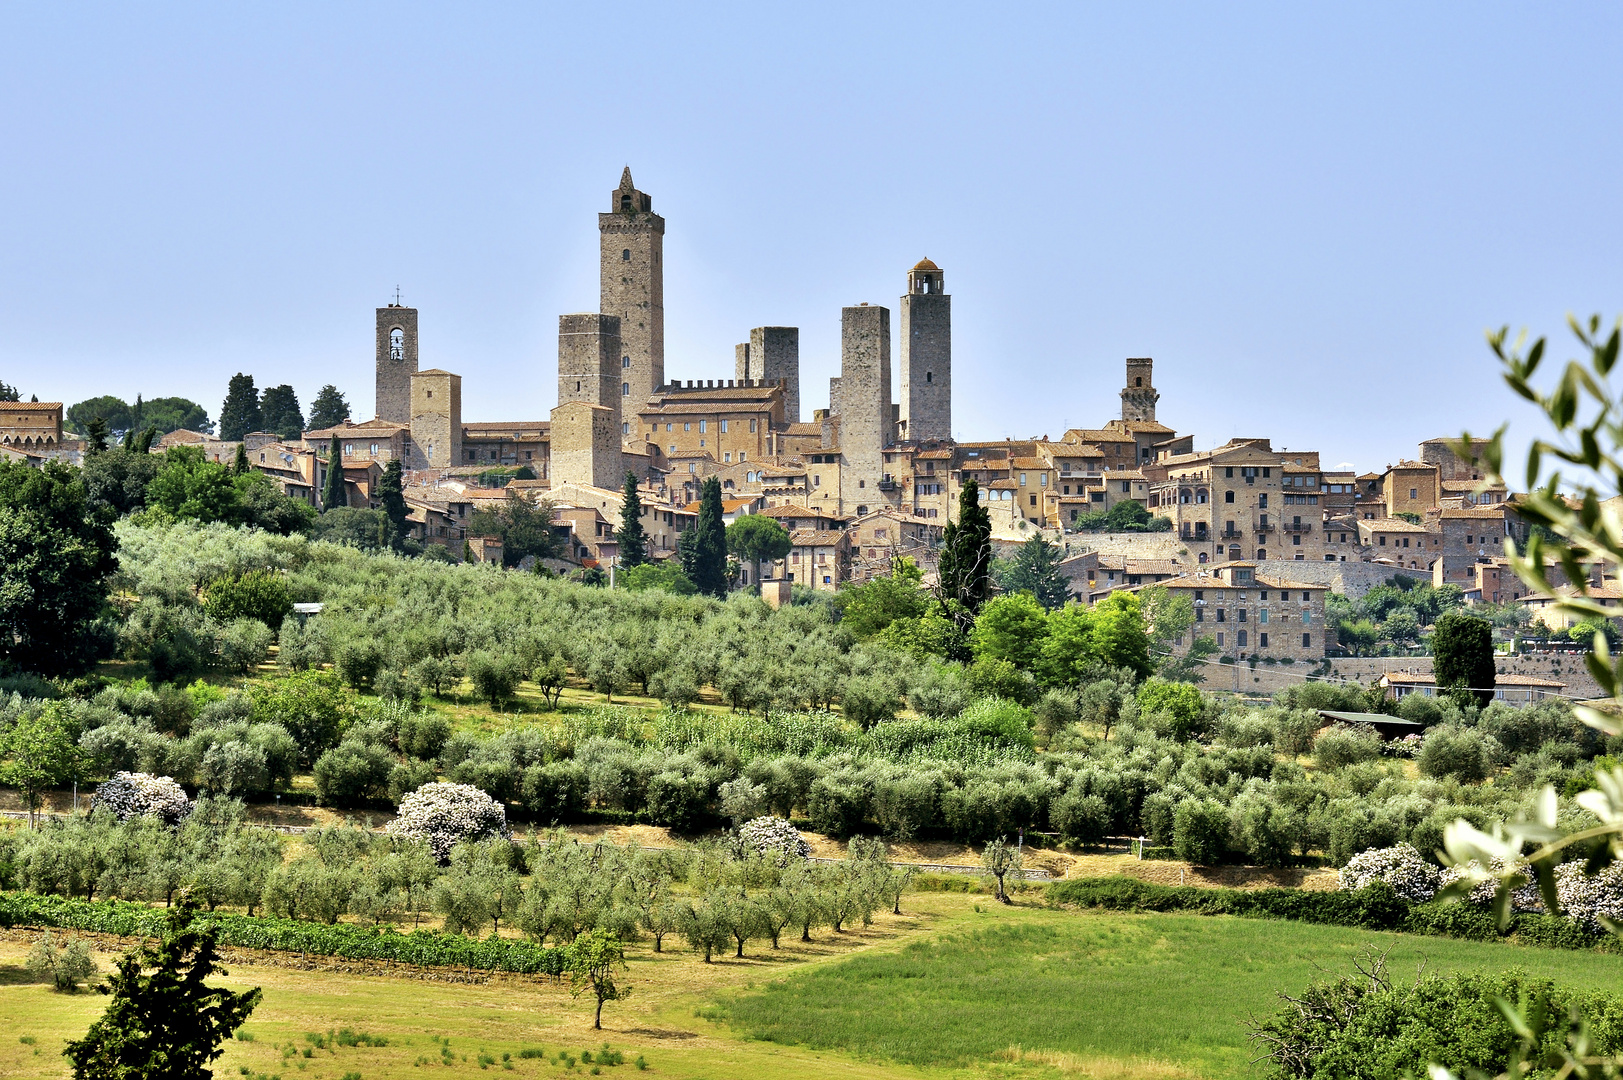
left=622, top=422, right=629, bottom=435
left=669, top=445, right=676, bottom=453
left=1259, top=632, right=1268, bottom=648
left=1380, top=536, right=1387, bottom=545
left=1195, top=608, right=1204, bottom=622
left=665, top=423, right=672, bottom=432
left=1040, top=473, right=1048, bottom=487
left=1293, top=534, right=1301, bottom=545
left=723, top=453, right=731, bottom=462
left=622, top=249, right=631, bottom=261
left=622, top=383, right=629, bottom=396
left=1238, top=608, right=1247, bottom=622
left=1259, top=494, right=1268, bottom=507
left=1216, top=632, right=1225, bottom=647
left=1225, top=490, right=1235, bottom=503
left=749, top=418, right=757, bottom=433
left=684, top=422, right=691, bottom=432
left=926, top=371, right=933, bottom=384
left=699, top=421, right=707, bottom=433
left=1216, top=609, right=1226, bottom=622
left=1029, top=494, right=1037, bottom=507
left=1225, top=467, right=1234, bottom=478
left=1256, top=549, right=1266, bottom=559
left=1121, top=481, right=1130, bottom=493
left=1237, top=630, right=1247, bottom=647
left=1303, top=632, right=1312, bottom=648
left=1259, top=609, right=1269, bottom=623
left=1020, top=473, right=1027, bottom=486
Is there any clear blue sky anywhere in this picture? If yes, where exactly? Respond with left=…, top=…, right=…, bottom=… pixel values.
left=2, top=3, right=1619, bottom=473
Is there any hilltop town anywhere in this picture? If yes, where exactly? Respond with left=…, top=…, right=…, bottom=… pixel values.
left=0, top=170, right=1564, bottom=669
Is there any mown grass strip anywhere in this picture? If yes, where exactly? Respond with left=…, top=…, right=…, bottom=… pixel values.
left=0, top=892, right=565, bottom=975
left=1046, top=875, right=1623, bottom=952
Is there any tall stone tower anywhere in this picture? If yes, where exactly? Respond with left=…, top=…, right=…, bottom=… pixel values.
left=408, top=370, right=462, bottom=470
left=733, top=327, right=801, bottom=422
left=899, top=259, right=950, bottom=442
left=599, top=168, right=664, bottom=409
left=837, top=304, right=891, bottom=515
left=557, top=313, right=623, bottom=437
left=550, top=402, right=621, bottom=490
left=376, top=305, right=419, bottom=425
left=1121, top=357, right=1158, bottom=423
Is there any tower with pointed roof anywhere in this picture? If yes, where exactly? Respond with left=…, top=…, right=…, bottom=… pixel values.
left=599, top=168, right=665, bottom=417
left=899, top=259, right=951, bottom=442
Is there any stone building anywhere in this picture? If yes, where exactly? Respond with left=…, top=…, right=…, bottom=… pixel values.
left=600, top=168, right=664, bottom=409
left=1382, top=460, right=1442, bottom=518
left=1420, top=436, right=1491, bottom=481
left=835, top=303, right=892, bottom=516
left=0, top=401, right=64, bottom=453
left=637, top=380, right=786, bottom=464
left=1149, top=438, right=1333, bottom=563
left=1131, top=561, right=1330, bottom=662
left=375, top=305, right=419, bottom=425
left=1120, top=357, right=1158, bottom=423
left=549, top=402, right=620, bottom=490
left=899, top=259, right=951, bottom=442
left=408, top=370, right=462, bottom=470
left=1356, top=517, right=1442, bottom=571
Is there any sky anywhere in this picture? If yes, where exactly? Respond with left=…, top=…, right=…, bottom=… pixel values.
left=1, top=3, right=1621, bottom=474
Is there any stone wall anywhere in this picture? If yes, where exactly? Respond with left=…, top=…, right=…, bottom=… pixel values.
left=751, top=326, right=800, bottom=424
left=599, top=197, right=664, bottom=408
left=375, top=306, right=418, bottom=425
left=550, top=402, right=620, bottom=490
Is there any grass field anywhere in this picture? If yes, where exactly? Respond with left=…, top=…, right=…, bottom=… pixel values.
left=6, top=892, right=1623, bottom=1079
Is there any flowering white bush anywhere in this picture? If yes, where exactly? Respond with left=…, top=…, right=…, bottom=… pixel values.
left=1554, top=861, right=1623, bottom=933
left=737, top=816, right=810, bottom=863
left=1384, top=733, right=1425, bottom=759
left=386, top=782, right=509, bottom=862
left=1338, top=843, right=1441, bottom=902
left=90, top=772, right=192, bottom=826
left=1440, top=857, right=1544, bottom=910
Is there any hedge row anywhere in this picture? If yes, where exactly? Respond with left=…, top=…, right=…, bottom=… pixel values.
left=0, top=892, right=565, bottom=975
left=1045, top=876, right=1623, bottom=953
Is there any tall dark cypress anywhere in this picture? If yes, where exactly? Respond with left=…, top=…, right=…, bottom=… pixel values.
left=616, top=471, right=648, bottom=569
left=939, top=477, right=992, bottom=613
left=681, top=476, right=728, bottom=598
left=378, top=459, right=409, bottom=549
left=321, top=434, right=345, bottom=510
left=218, top=374, right=262, bottom=441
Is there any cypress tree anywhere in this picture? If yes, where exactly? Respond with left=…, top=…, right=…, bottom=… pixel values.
left=321, top=434, right=345, bottom=510
left=378, top=458, right=409, bottom=549
left=231, top=441, right=250, bottom=476
left=218, top=373, right=262, bottom=441
left=616, top=471, right=648, bottom=568
left=307, top=385, right=351, bottom=431
left=1432, top=611, right=1495, bottom=706
left=939, top=477, right=992, bottom=613
left=680, top=476, right=728, bottom=598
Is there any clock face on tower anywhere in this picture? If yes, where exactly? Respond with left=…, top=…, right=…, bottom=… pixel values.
left=390, top=327, right=405, bottom=361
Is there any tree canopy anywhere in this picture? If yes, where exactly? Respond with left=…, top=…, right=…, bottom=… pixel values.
left=306, top=385, right=351, bottom=431
left=218, top=374, right=262, bottom=442
left=995, top=535, right=1070, bottom=610
left=679, top=477, right=728, bottom=599
left=615, top=472, right=648, bottom=569
left=258, top=384, right=305, bottom=441
left=726, top=515, right=791, bottom=582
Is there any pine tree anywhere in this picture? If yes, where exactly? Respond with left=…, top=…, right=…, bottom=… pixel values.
left=64, top=895, right=261, bottom=1079
left=680, top=476, right=728, bottom=598
left=1002, top=534, right=1069, bottom=610
left=218, top=374, right=261, bottom=441
left=321, top=434, right=345, bottom=510
left=307, top=385, right=350, bottom=431
left=378, top=459, right=409, bottom=549
left=259, top=384, right=305, bottom=440
left=939, top=477, right=992, bottom=613
left=616, top=471, right=648, bottom=568
left=231, top=442, right=250, bottom=476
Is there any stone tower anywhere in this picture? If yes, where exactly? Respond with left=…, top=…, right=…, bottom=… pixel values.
left=899, top=259, right=950, bottom=442
left=837, top=304, right=891, bottom=515
left=599, top=168, right=664, bottom=410
left=550, top=401, right=621, bottom=490
left=376, top=305, right=419, bottom=425
left=408, top=370, right=462, bottom=470
left=1121, top=358, right=1158, bottom=423
left=733, top=328, right=801, bottom=422
left=557, top=313, right=623, bottom=438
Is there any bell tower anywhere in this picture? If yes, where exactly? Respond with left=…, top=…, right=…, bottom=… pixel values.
left=599, top=168, right=665, bottom=412
left=899, top=259, right=950, bottom=442
left=1121, top=357, right=1158, bottom=423
left=375, top=303, right=419, bottom=425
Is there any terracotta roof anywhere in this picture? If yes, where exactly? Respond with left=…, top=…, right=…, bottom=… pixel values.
left=1011, top=456, right=1049, bottom=469
left=913, top=257, right=940, bottom=271
left=1436, top=507, right=1509, bottom=519
left=1122, top=421, right=1174, bottom=433
left=1365, top=519, right=1435, bottom=532
left=647, top=385, right=781, bottom=403
left=308, top=419, right=408, bottom=437
left=464, top=420, right=549, bottom=434
left=915, top=448, right=954, bottom=460
left=0, top=402, right=62, bottom=411
left=781, top=422, right=822, bottom=436
left=759, top=503, right=818, bottom=519
left=721, top=499, right=759, bottom=513
left=790, top=529, right=846, bottom=546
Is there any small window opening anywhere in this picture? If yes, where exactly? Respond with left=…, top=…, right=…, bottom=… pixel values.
left=621, top=247, right=630, bottom=259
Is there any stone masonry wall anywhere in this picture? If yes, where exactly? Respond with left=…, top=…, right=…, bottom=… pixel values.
left=752, top=326, right=800, bottom=424
left=900, top=292, right=950, bottom=441
left=408, top=371, right=461, bottom=471
left=599, top=209, right=665, bottom=408
left=838, top=305, right=891, bottom=515
left=557, top=314, right=622, bottom=437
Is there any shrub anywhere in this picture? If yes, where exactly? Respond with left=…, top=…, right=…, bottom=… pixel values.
left=1171, top=798, right=1228, bottom=865
left=201, top=570, right=293, bottom=628
left=1313, top=723, right=1380, bottom=770
left=841, top=676, right=900, bottom=729
left=313, top=743, right=394, bottom=806
left=1050, top=789, right=1109, bottom=845
left=807, top=772, right=869, bottom=838
left=1554, top=860, right=1623, bottom=934
left=89, top=772, right=192, bottom=826
left=1136, top=679, right=1206, bottom=741
left=520, top=761, right=587, bottom=820
left=965, top=657, right=1037, bottom=705
left=1417, top=725, right=1495, bottom=782
left=26, top=932, right=97, bottom=992
left=1337, top=843, right=1440, bottom=902
left=334, top=638, right=383, bottom=690
left=467, top=651, right=523, bottom=708
left=644, top=769, right=707, bottom=832
left=251, top=671, right=346, bottom=767
left=386, top=782, right=510, bottom=863
left=737, top=816, right=810, bottom=863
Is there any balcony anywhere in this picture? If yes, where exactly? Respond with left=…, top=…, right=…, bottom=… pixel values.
left=1286, top=521, right=1313, bottom=534
left=1221, top=528, right=1242, bottom=540
left=1253, top=523, right=1275, bottom=534
left=877, top=478, right=897, bottom=492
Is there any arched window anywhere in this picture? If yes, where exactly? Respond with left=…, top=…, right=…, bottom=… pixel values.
left=389, top=327, right=404, bottom=361
left=622, top=383, right=630, bottom=396
left=622, top=248, right=631, bottom=260
left=622, top=356, right=631, bottom=368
